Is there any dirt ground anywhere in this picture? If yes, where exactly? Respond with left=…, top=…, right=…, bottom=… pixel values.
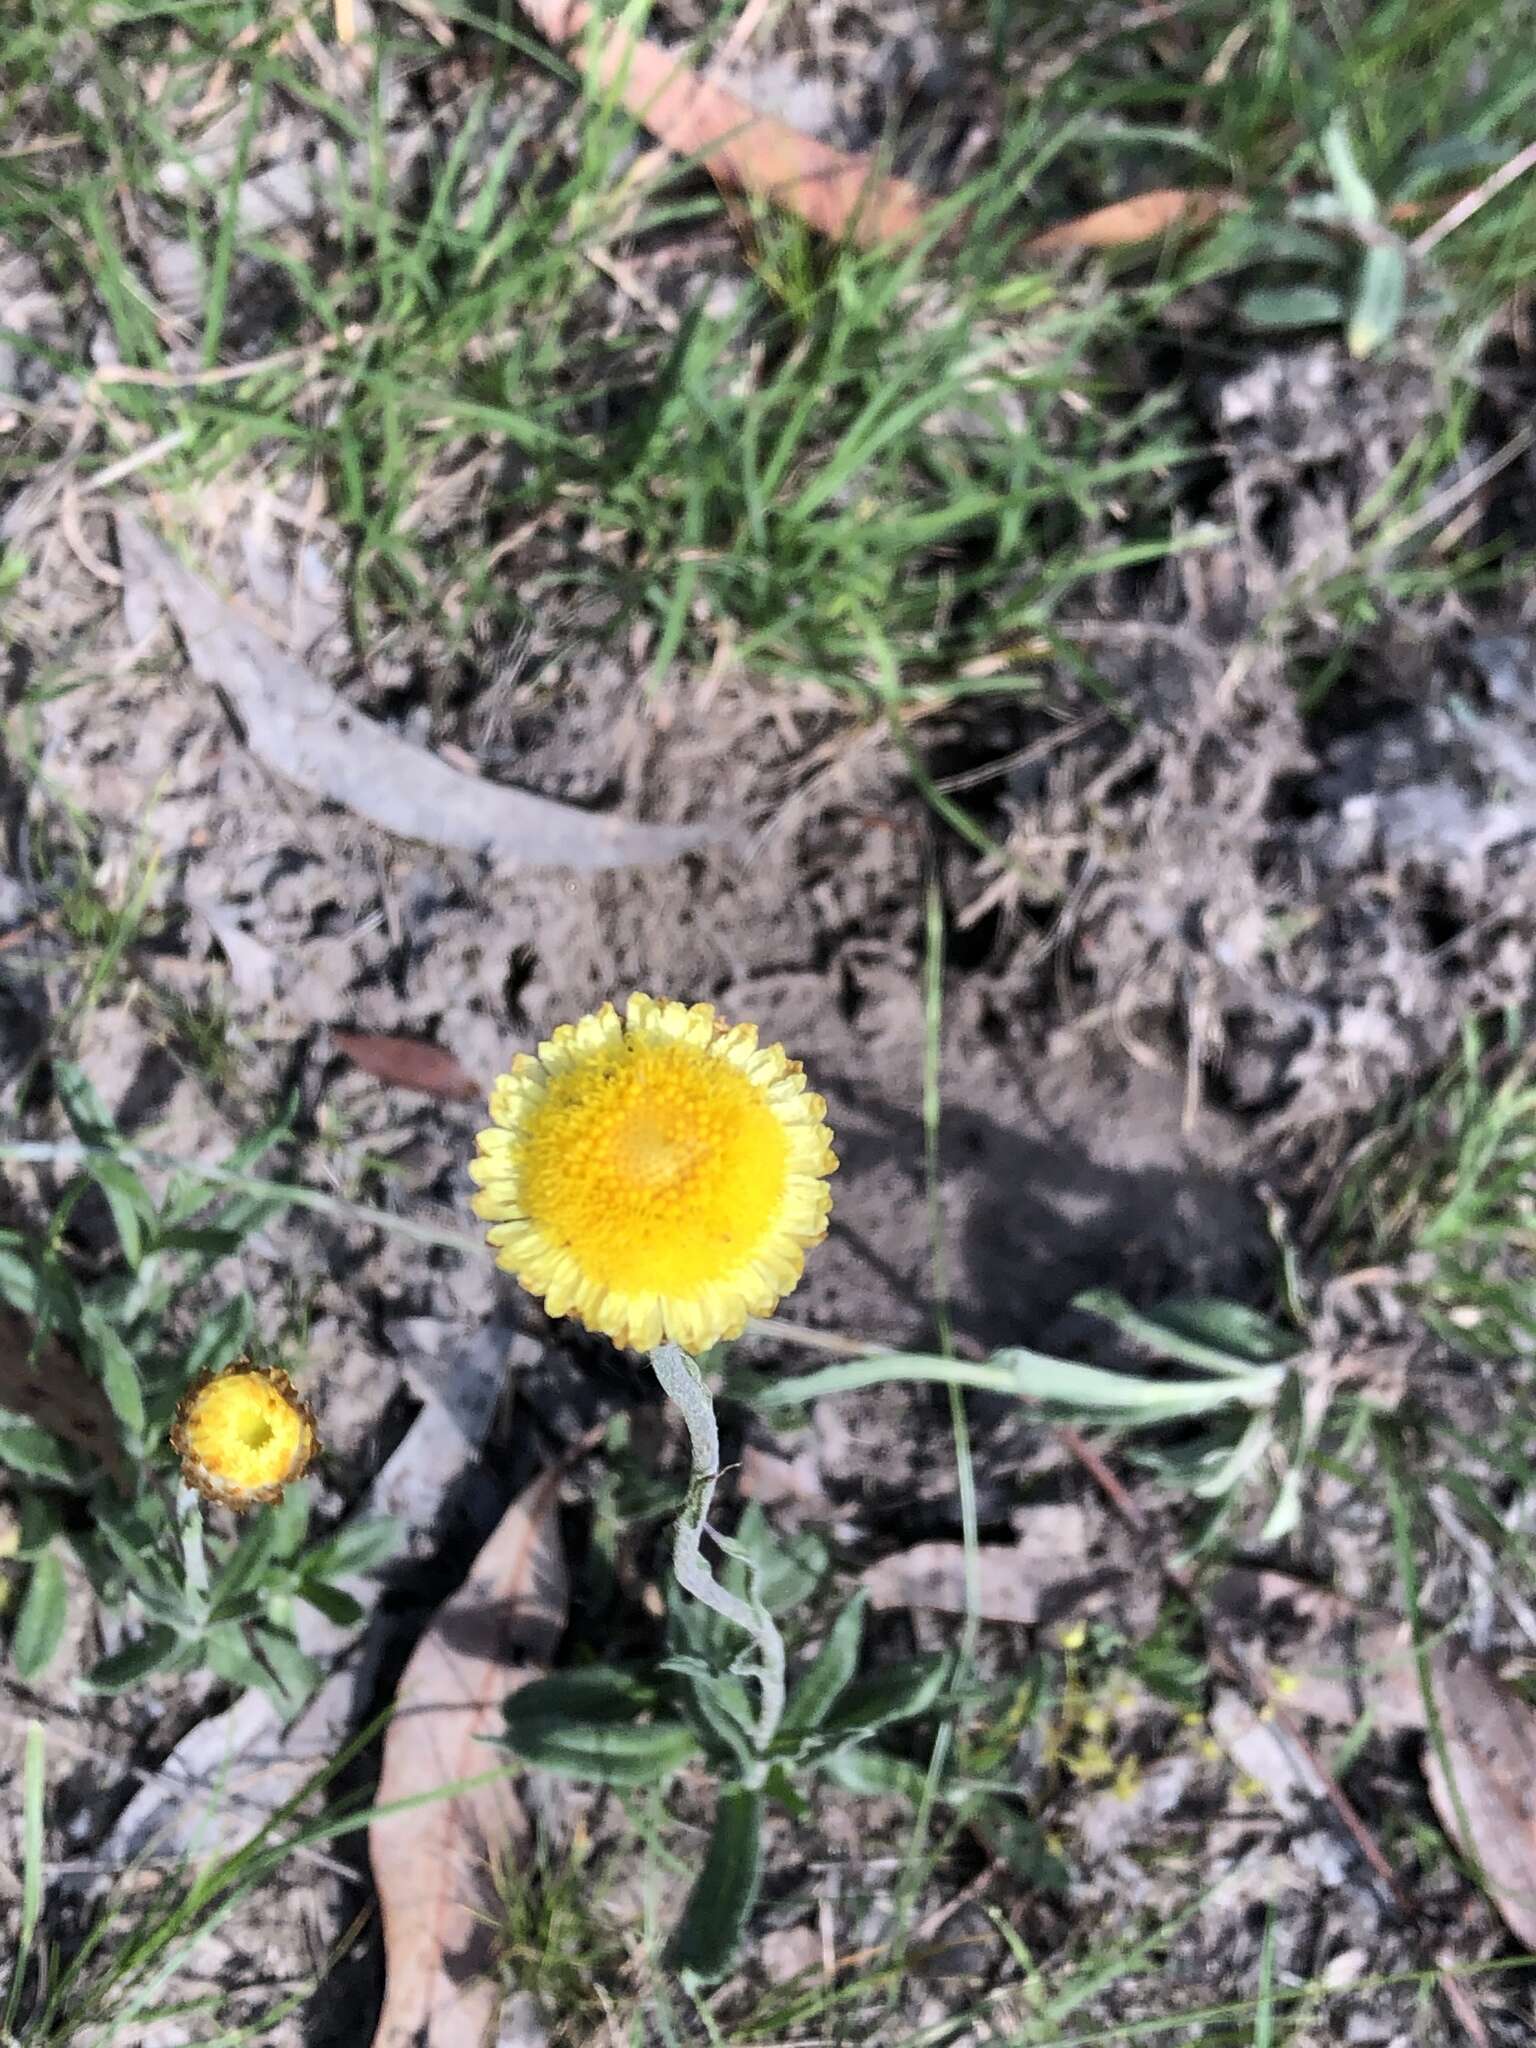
left=6, top=4, right=1536, bottom=2045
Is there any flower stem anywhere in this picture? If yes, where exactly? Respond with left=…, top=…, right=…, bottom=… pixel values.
left=648, top=1341, right=786, bottom=1758
left=175, top=1479, right=209, bottom=1620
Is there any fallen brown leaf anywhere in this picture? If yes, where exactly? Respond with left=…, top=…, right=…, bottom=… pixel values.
left=117, top=515, right=721, bottom=873
left=369, top=1462, right=570, bottom=2048
left=0, top=1304, right=130, bottom=1489
left=522, top=0, right=928, bottom=247
left=862, top=1505, right=1104, bottom=1626
left=1423, top=1643, right=1536, bottom=1953
left=332, top=1031, right=485, bottom=1104
left=1023, top=187, right=1235, bottom=255
left=517, top=7, right=1481, bottom=261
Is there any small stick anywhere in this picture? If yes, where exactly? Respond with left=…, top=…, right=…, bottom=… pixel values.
left=1412, top=137, right=1536, bottom=258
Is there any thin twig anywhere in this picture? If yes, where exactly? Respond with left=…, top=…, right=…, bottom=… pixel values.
left=1412, top=137, right=1536, bottom=258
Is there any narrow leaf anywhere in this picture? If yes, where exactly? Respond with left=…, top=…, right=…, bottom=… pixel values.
left=1239, top=285, right=1346, bottom=330
left=0, top=1419, right=78, bottom=1486
left=51, top=1062, right=119, bottom=1148
left=1072, top=1291, right=1293, bottom=1379
left=13, top=1553, right=68, bottom=1679
left=15, top=1495, right=62, bottom=1559
left=666, top=1783, right=764, bottom=1983
left=86, top=1626, right=180, bottom=1691
left=502, top=1666, right=660, bottom=1726
left=665, top=1655, right=756, bottom=1769
left=85, top=1156, right=153, bottom=1268
left=781, top=1591, right=867, bottom=1736
left=818, top=1653, right=949, bottom=1738
left=1349, top=243, right=1407, bottom=358
left=300, top=1516, right=399, bottom=1580
left=1322, top=114, right=1379, bottom=223
left=81, top=1313, right=145, bottom=1441
left=297, top=1581, right=365, bottom=1630
left=818, top=1743, right=930, bottom=1802
left=19, top=1722, right=44, bottom=1968
left=499, top=1713, right=701, bottom=1786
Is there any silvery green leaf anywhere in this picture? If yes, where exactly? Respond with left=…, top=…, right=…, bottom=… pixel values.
left=86, top=1626, right=180, bottom=1692
left=1190, top=1413, right=1274, bottom=1498
left=504, top=1666, right=661, bottom=1723
left=79, top=1310, right=145, bottom=1443
left=0, top=1421, right=79, bottom=1487
left=818, top=1743, right=929, bottom=1802
left=1260, top=1466, right=1306, bottom=1542
left=1322, top=114, right=1378, bottom=223
left=1073, top=1291, right=1294, bottom=1379
left=12, top=1553, right=68, bottom=1680
left=664, top=1654, right=756, bottom=1769
left=781, top=1591, right=867, bottom=1738
left=51, top=1064, right=120, bottom=1149
left=499, top=1712, right=701, bottom=1786
left=666, top=1784, right=764, bottom=1982
left=1240, top=285, right=1346, bottom=330
left=1349, top=242, right=1407, bottom=357
left=819, top=1653, right=948, bottom=1739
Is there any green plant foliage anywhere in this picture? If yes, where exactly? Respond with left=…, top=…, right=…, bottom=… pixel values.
left=0, top=1084, right=392, bottom=1709
left=12, top=1555, right=68, bottom=1681
left=1329, top=1012, right=1536, bottom=1355
left=667, top=1784, right=765, bottom=1984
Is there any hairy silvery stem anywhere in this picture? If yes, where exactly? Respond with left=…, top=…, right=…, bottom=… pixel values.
left=648, top=1340, right=786, bottom=1758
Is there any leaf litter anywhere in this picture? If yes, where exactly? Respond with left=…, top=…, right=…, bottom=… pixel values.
left=369, top=1459, right=570, bottom=2048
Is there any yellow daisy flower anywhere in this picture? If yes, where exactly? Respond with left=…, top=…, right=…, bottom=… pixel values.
left=470, top=993, right=837, bottom=1355
left=172, top=1363, right=318, bottom=1511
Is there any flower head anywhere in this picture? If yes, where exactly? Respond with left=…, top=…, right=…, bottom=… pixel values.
left=172, top=1363, right=318, bottom=1510
left=470, top=993, right=836, bottom=1354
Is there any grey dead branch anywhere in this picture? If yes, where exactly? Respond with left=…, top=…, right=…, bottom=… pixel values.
left=115, top=514, right=722, bottom=873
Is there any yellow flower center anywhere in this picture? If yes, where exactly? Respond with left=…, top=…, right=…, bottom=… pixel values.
left=520, top=1040, right=790, bottom=1296
left=180, top=1371, right=309, bottom=1494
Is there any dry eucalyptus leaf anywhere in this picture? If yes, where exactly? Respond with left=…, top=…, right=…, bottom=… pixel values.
left=862, top=1506, right=1097, bottom=1626
left=332, top=1030, right=484, bottom=1103
left=1422, top=1644, right=1536, bottom=1952
left=369, top=1463, right=569, bottom=2048
left=116, top=514, right=720, bottom=872
left=1208, top=1689, right=1330, bottom=1823
left=519, top=1, right=927, bottom=247
left=514, top=6, right=1474, bottom=269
